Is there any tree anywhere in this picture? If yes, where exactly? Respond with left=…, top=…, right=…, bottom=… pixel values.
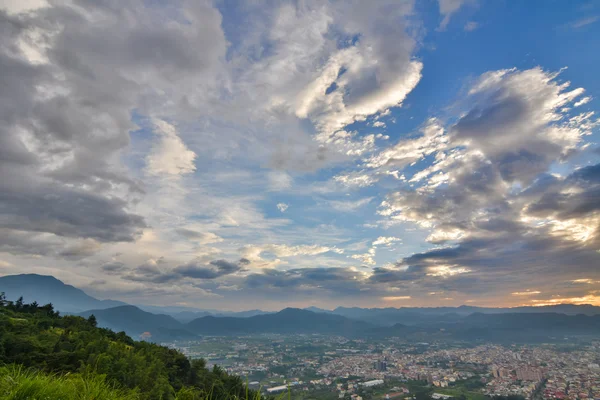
left=15, top=296, right=24, bottom=310
left=87, top=314, right=98, bottom=327
left=0, top=296, right=261, bottom=400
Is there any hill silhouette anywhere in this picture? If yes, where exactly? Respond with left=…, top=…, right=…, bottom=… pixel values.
left=0, top=274, right=126, bottom=313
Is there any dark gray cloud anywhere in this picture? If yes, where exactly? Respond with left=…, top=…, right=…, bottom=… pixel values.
left=243, top=267, right=366, bottom=295
left=174, top=259, right=244, bottom=280
left=0, top=180, right=145, bottom=242
left=120, top=258, right=245, bottom=284
left=0, top=0, right=226, bottom=253
left=101, top=262, right=126, bottom=275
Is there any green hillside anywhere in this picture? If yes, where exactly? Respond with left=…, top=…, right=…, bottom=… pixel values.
left=0, top=365, right=139, bottom=400
left=0, top=292, right=272, bottom=400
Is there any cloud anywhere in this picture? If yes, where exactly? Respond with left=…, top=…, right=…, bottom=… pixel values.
left=58, top=239, right=102, bottom=260
left=351, top=253, right=376, bottom=266
left=382, top=296, right=411, bottom=301
left=2, top=1, right=598, bottom=309
left=269, top=171, right=293, bottom=191
left=354, top=67, right=600, bottom=301
left=101, top=262, right=127, bottom=275
left=464, top=21, right=479, bottom=31
left=438, top=0, right=473, bottom=30
left=334, top=171, right=381, bottom=188
left=174, top=259, right=244, bottom=280
left=246, top=0, right=423, bottom=160
left=511, top=290, right=542, bottom=296
left=531, top=294, right=600, bottom=307
left=242, top=244, right=337, bottom=260
left=328, top=197, right=373, bottom=212
left=0, top=0, right=229, bottom=252
left=146, top=119, right=196, bottom=177
left=0, top=0, right=48, bottom=15
left=372, top=236, right=402, bottom=246
left=570, top=16, right=599, bottom=29
left=122, top=257, right=245, bottom=283
left=570, top=278, right=599, bottom=284
left=574, top=97, right=591, bottom=107
left=243, top=267, right=368, bottom=296
left=175, top=229, right=223, bottom=245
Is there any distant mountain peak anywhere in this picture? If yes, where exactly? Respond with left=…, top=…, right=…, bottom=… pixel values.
left=0, top=273, right=127, bottom=313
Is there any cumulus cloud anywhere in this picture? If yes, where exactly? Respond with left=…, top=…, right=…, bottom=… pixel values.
left=0, top=0, right=229, bottom=254
left=174, top=259, right=244, bottom=280
left=372, top=236, right=402, bottom=246
left=0, top=0, right=48, bottom=15
left=3, top=0, right=598, bottom=309
left=228, top=0, right=422, bottom=166
left=146, top=119, right=196, bottom=177
left=354, top=67, right=600, bottom=300
left=244, top=267, right=368, bottom=294
left=122, top=257, right=246, bottom=284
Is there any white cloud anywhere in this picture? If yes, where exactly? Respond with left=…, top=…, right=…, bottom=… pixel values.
left=329, top=197, right=373, bottom=212
left=372, top=236, right=401, bottom=246
left=512, top=290, right=542, bottom=296
left=574, top=97, right=591, bottom=107
left=427, top=265, right=471, bottom=277
left=146, top=119, right=196, bottom=177
left=438, top=0, right=473, bottom=30
left=571, top=16, right=599, bottom=29
left=334, top=171, right=380, bottom=188
left=351, top=247, right=377, bottom=266
left=382, top=295, right=411, bottom=301
left=269, top=171, right=293, bottom=191
left=241, top=244, right=336, bottom=261
left=175, top=228, right=223, bottom=245
left=570, top=279, right=599, bottom=284
left=0, top=0, right=48, bottom=15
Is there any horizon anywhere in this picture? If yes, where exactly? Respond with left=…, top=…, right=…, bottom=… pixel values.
left=1, top=0, right=599, bottom=311
left=2, top=272, right=600, bottom=313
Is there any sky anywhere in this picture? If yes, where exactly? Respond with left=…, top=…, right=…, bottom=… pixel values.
left=0, top=0, right=599, bottom=311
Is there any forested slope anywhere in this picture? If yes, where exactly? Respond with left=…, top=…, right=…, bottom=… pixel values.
left=0, top=293, right=266, bottom=400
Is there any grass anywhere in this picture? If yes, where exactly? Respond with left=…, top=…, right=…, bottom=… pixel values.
left=0, top=365, right=139, bottom=400
left=435, top=387, right=488, bottom=400
left=0, top=365, right=290, bottom=400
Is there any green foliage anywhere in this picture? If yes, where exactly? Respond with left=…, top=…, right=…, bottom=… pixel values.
left=0, top=293, right=266, bottom=400
left=0, top=364, right=139, bottom=400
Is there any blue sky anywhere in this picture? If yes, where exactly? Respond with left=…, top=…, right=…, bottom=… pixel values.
left=0, top=0, right=599, bottom=310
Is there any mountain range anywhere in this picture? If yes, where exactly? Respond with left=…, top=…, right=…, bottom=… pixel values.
left=3, top=273, right=600, bottom=342
left=0, top=274, right=126, bottom=313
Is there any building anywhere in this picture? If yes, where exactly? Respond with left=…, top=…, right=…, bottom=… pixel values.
left=266, top=385, right=288, bottom=394
left=373, top=360, right=388, bottom=372
left=361, top=380, right=384, bottom=388
left=516, top=367, right=543, bottom=381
